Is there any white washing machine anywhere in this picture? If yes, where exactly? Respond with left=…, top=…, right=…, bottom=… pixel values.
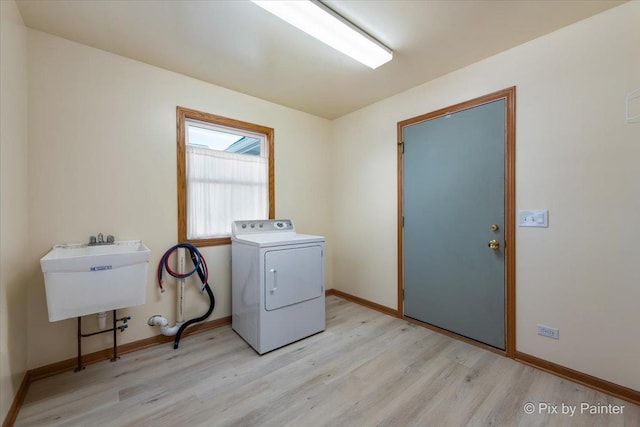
left=231, top=219, right=325, bottom=354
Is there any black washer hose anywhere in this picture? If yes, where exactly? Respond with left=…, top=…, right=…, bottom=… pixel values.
left=165, top=244, right=216, bottom=349
left=173, top=283, right=215, bottom=349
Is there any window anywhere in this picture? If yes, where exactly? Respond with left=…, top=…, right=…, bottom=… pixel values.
left=177, top=107, right=274, bottom=246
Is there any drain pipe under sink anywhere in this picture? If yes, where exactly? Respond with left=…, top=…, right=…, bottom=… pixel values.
left=148, top=247, right=186, bottom=335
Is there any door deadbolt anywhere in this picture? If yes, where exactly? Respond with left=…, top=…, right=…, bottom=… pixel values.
left=490, top=224, right=499, bottom=231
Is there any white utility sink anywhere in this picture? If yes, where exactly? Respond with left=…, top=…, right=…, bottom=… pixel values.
left=40, top=240, right=150, bottom=322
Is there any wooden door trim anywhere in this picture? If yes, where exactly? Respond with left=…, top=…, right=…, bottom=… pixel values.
left=397, top=87, right=516, bottom=358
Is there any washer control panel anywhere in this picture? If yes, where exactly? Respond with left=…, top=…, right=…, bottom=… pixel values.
left=232, top=219, right=294, bottom=236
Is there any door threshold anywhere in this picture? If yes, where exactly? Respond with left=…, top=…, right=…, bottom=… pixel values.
left=403, top=315, right=506, bottom=357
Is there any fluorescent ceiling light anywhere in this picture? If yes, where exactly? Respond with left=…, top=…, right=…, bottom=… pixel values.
left=251, top=0, right=392, bottom=69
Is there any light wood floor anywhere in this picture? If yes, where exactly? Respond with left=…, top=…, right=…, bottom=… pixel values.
left=15, top=296, right=639, bottom=426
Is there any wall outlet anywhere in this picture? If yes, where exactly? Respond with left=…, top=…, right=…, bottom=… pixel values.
left=537, top=324, right=559, bottom=339
left=518, top=209, right=548, bottom=227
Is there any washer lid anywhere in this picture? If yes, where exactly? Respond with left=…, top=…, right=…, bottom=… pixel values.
left=232, top=232, right=324, bottom=247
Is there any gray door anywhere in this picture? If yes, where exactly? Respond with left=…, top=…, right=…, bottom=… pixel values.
left=403, top=99, right=506, bottom=349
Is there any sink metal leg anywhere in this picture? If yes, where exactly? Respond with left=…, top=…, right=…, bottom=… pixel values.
left=74, top=316, right=85, bottom=372
left=74, top=310, right=130, bottom=372
left=110, top=309, right=120, bottom=362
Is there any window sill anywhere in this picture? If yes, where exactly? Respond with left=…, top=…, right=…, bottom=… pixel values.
left=182, top=237, right=231, bottom=247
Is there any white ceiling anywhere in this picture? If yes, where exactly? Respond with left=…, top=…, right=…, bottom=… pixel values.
left=16, top=0, right=625, bottom=119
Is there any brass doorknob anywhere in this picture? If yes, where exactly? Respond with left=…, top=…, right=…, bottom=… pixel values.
left=488, top=240, right=500, bottom=249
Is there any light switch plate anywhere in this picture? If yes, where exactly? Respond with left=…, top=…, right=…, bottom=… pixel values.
left=518, top=209, right=548, bottom=227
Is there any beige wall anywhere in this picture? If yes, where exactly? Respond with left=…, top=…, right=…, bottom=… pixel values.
left=7, top=0, right=639, bottom=410
left=0, top=0, right=29, bottom=420
left=331, top=2, right=640, bottom=391
left=26, top=29, right=333, bottom=369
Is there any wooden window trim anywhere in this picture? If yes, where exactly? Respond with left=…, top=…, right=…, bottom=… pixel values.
left=177, top=106, right=275, bottom=246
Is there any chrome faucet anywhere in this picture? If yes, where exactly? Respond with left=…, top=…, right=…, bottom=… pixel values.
left=89, top=233, right=115, bottom=246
